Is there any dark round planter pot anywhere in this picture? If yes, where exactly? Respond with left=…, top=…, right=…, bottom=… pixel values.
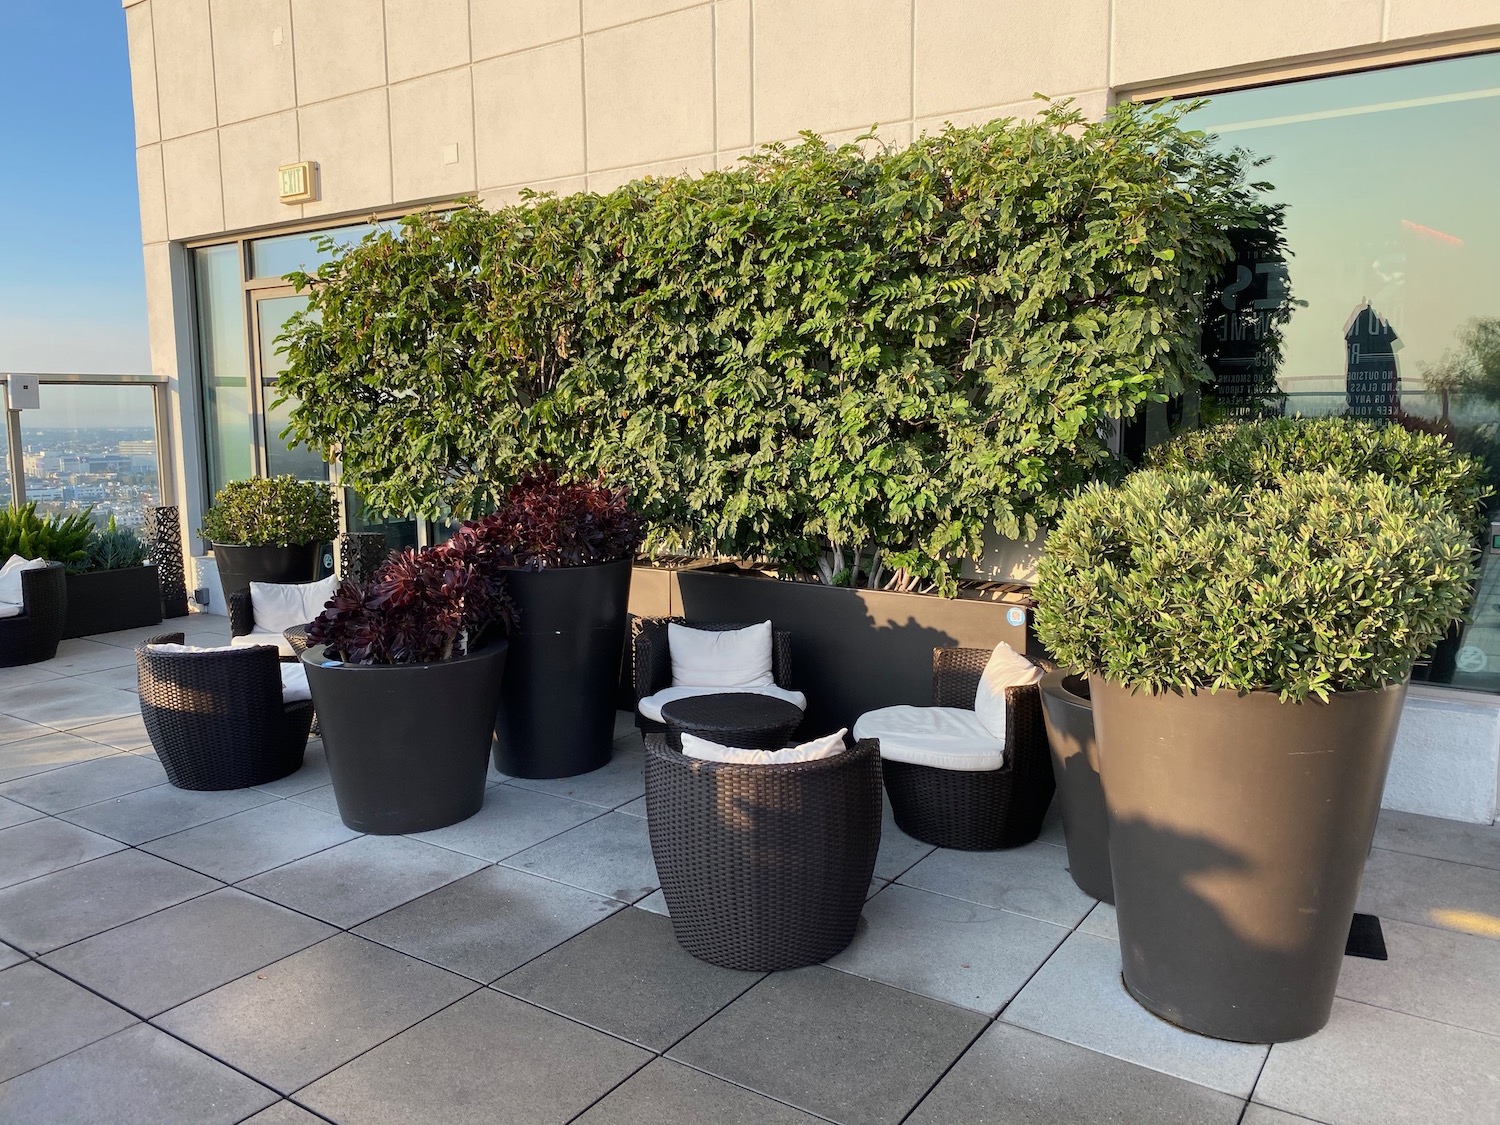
left=302, top=641, right=508, bottom=834
left=1090, top=674, right=1406, bottom=1043
left=1039, top=671, right=1113, bottom=904
left=494, top=557, right=632, bottom=779
left=213, top=542, right=321, bottom=603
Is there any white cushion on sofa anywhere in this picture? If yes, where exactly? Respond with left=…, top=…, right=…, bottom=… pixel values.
left=637, top=683, right=807, bottom=723
left=681, top=728, right=847, bottom=765
left=279, top=661, right=311, bottom=703
left=852, top=705, right=1005, bottom=771
left=973, top=641, right=1041, bottom=740
left=668, top=621, right=774, bottom=689
left=229, top=629, right=297, bottom=659
left=146, top=642, right=245, bottom=655
left=250, top=576, right=339, bottom=635
left=0, top=555, right=47, bottom=610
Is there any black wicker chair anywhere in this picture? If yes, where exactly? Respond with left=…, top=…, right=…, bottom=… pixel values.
left=876, top=647, right=1056, bottom=851
left=136, top=632, right=313, bottom=790
left=645, top=737, right=882, bottom=971
left=0, top=562, right=67, bottom=668
left=632, top=616, right=796, bottom=737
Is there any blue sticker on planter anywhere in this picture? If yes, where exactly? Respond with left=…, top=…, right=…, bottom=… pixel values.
left=1006, top=607, right=1027, bottom=627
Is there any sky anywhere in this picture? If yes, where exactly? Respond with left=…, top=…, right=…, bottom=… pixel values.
left=0, top=2, right=150, bottom=379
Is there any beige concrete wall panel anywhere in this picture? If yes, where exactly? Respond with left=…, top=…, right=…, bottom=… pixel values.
left=585, top=7, right=715, bottom=170
left=914, top=88, right=1108, bottom=134
left=715, top=0, right=753, bottom=149
left=821, top=120, right=914, bottom=153
left=209, top=0, right=295, bottom=124
left=290, top=0, right=388, bottom=104
left=153, top=0, right=218, bottom=138
left=478, top=175, right=590, bottom=208
left=470, top=0, right=582, bottom=60
left=125, top=1, right=161, bottom=145
left=136, top=144, right=169, bottom=244
left=219, top=111, right=302, bottom=231
left=390, top=70, right=477, bottom=202
left=913, top=0, right=1108, bottom=117
left=473, top=41, right=586, bottom=187
left=385, top=0, right=470, bottom=82
left=1111, top=0, right=1383, bottom=88
left=160, top=131, right=224, bottom=238
left=1386, top=0, right=1500, bottom=42
left=582, top=0, right=705, bottom=33
left=586, top=152, right=714, bottom=193
left=141, top=241, right=178, bottom=379
left=298, top=88, right=393, bottom=216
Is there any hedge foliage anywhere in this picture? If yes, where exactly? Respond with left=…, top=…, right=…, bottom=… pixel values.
left=1032, top=469, right=1477, bottom=701
left=278, top=101, right=1282, bottom=590
left=199, top=476, right=340, bottom=547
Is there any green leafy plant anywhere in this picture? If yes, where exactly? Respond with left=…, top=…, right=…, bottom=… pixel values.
left=78, top=517, right=151, bottom=573
left=277, top=99, right=1283, bottom=593
left=199, top=476, right=339, bottom=547
left=1032, top=469, right=1476, bottom=702
left=0, top=503, right=94, bottom=569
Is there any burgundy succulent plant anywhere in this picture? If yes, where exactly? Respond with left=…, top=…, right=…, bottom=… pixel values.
left=465, top=468, right=644, bottom=570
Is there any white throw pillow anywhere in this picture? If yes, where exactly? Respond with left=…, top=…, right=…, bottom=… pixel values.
left=972, top=641, right=1042, bottom=740
left=681, top=728, right=848, bottom=765
left=0, top=555, right=47, bottom=607
left=251, top=576, right=339, bottom=634
left=669, top=621, right=774, bottom=688
left=279, top=661, right=312, bottom=703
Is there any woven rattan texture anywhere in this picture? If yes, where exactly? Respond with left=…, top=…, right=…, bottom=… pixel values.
left=660, top=692, right=805, bottom=750
left=881, top=646, right=1056, bottom=850
left=632, top=617, right=795, bottom=735
left=646, top=737, right=882, bottom=970
left=227, top=589, right=256, bottom=639
left=0, top=563, right=67, bottom=668
left=338, top=532, right=387, bottom=586
left=146, top=506, right=190, bottom=618
left=136, top=632, right=312, bottom=790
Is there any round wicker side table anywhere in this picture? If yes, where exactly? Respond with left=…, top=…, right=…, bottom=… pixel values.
left=659, top=692, right=805, bottom=751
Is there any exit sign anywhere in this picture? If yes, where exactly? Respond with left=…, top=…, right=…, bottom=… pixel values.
left=278, top=161, right=317, bottom=204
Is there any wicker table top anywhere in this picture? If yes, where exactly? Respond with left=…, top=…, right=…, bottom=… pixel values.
left=660, top=692, right=805, bottom=751
left=283, top=625, right=312, bottom=656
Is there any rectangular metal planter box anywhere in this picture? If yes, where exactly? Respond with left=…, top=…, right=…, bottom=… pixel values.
left=62, top=565, right=164, bottom=639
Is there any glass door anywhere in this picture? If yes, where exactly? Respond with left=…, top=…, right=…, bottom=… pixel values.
left=250, top=291, right=327, bottom=481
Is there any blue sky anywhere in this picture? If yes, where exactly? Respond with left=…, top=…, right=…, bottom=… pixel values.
left=0, top=2, right=150, bottom=377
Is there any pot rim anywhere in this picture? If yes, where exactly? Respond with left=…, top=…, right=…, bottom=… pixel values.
left=300, top=638, right=508, bottom=672
left=1086, top=673, right=1409, bottom=702
left=499, top=555, right=635, bottom=574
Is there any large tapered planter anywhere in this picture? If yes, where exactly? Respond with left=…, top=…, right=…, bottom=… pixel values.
left=213, top=542, right=321, bottom=603
left=62, top=565, right=164, bottom=639
left=494, top=558, right=632, bottom=779
left=1090, top=675, right=1406, bottom=1043
left=1038, top=671, right=1113, bottom=904
left=302, top=642, right=508, bottom=833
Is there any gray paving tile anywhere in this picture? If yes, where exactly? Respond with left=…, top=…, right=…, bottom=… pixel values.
left=1255, top=997, right=1500, bottom=1125
left=0, top=752, right=166, bottom=814
left=252, top=741, right=331, bottom=797
left=905, top=1020, right=1244, bottom=1125
left=670, top=965, right=989, bottom=1125
left=0, top=727, right=120, bottom=783
left=69, top=712, right=151, bottom=751
left=298, top=987, right=651, bottom=1125
left=157, top=933, right=476, bottom=1095
left=0, top=848, right=219, bottom=955
left=613, top=710, right=639, bottom=740
left=1357, top=846, right=1500, bottom=940
left=634, top=890, right=669, bottom=916
left=497, top=907, right=762, bottom=1050
left=574, top=1057, right=827, bottom=1125
left=283, top=782, right=341, bottom=815
left=506, top=744, right=646, bottom=809
left=1241, top=1108, right=1325, bottom=1125
left=0, top=796, right=42, bottom=830
left=409, top=785, right=606, bottom=862
left=874, top=799, right=936, bottom=880
left=1001, top=930, right=1268, bottom=1098
left=899, top=839, right=1098, bottom=927
left=354, top=865, right=622, bottom=982
left=0, top=1023, right=277, bottom=1125
left=0, top=943, right=22, bottom=970
left=501, top=810, right=659, bottom=903
left=1078, top=901, right=1118, bottom=939
left=58, top=784, right=274, bottom=845
left=616, top=794, right=647, bottom=817
left=0, top=676, right=137, bottom=727
left=87, top=623, right=191, bottom=650
left=0, top=818, right=125, bottom=889
left=0, top=961, right=137, bottom=1082
left=826, top=882, right=1068, bottom=1014
left=0, top=665, right=65, bottom=693
left=236, top=834, right=487, bottom=928
left=241, top=1102, right=327, bottom=1125
left=43, top=887, right=336, bottom=1017
left=29, top=637, right=141, bottom=675
left=1336, top=916, right=1500, bottom=1037
left=0, top=712, right=51, bottom=744
left=70, top=663, right=144, bottom=694
left=141, top=797, right=361, bottom=882
left=1373, top=809, right=1500, bottom=871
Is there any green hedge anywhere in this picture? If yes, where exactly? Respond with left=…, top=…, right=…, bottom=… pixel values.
left=278, top=101, right=1282, bottom=590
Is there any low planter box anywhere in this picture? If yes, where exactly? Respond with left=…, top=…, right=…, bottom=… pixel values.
left=62, top=565, right=163, bottom=639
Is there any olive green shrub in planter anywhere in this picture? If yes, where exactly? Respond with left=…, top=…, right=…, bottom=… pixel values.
left=1033, top=468, right=1475, bottom=1042
left=200, top=476, right=340, bottom=601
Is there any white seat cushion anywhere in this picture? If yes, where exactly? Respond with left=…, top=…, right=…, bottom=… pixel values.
left=669, top=621, right=774, bottom=689
left=145, top=642, right=241, bottom=654
left=250, top=576, right=339, bottom=635
left=638, top=684, right=807, bottom=723
left=973, top=642, right=1043, bottom=740
left=279, top=661, right=311, bottom=703
left=229, top=629, right=297, bottom=659
left=681, top=728, right=848, bottom=765
left=0, top=555, right=47, bottom=609
left=852, top=705, right=1006, bottom=771
left=0, top=603, right=20, bottom=620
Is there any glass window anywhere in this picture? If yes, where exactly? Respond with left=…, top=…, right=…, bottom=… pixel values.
left=255, top=295, right=327, bottom=481
left=249, top=222, right=377, bottom=281
left=193, top=244, right=253, bottom=497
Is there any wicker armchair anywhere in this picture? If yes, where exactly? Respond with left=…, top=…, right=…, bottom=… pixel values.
left=645, top=737, right=882, bottom=971
left=136, top=632, right=313, bottom=790
left=877, top=647, right=1056, bottom=850
left=0, top=562, right=67, bottom=668
left=632, top=616, right=796, bottom=735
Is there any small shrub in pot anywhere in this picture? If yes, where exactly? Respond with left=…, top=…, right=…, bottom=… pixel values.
left=201, top=476, right=340, bottom=600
